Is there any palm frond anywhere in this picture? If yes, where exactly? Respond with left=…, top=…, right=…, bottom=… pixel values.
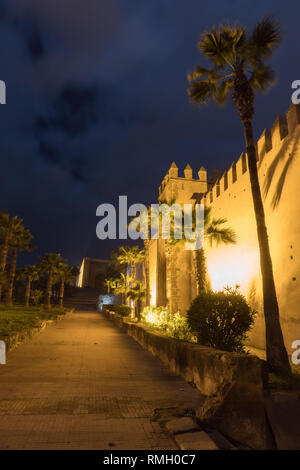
left=198, top=29, right=232, bottom=67
left=248, top=16, right=280, bottom=61
left=188, top=66, right=221, bottom=81
left=188, top=78, right=217, bottom=105
left=206, top=217, right=237, bottom=247
left=213, top=79, right=233, bottom=105
left=249, top=62, right=276, bottom=90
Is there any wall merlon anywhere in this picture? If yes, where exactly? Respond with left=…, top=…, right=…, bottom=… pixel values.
left=257, top=129, right=272, bottom=160
left=271, top=114, right=288, bottom=148
left=184, top=163, right=193, bottom=179
left=286, top=103, right=300, bottom=131
left=198, top=166, right=207, bottom=182
left=168, top=161, right=178, bottom=178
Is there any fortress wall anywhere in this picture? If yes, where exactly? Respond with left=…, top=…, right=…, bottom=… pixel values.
left=149, top=238, right=158, bottom=306
left=159, top=177, right=207, bottom=205
left=157, top=165, right=207, bottom=314
left=150, top=105, right=300, bottom=352
left=205, top=104, right=300, bottom=351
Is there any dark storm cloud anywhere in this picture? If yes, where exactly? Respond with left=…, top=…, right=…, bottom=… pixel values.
left=0, top=0, right=299, bottom=264
left=27, top=24, right=44, bottom=61
left=34, top=82, right=101, bottom=182
left=38, top=140, right=60, bottom=164
left=35, top=83, right=99, bottom=137
left=0, top=2, right=45, bottom=62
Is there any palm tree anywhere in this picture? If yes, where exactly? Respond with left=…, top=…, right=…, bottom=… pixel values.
left=116, top=246, right=145, bottom=305
left=104, top=278, right=115, bottom=294
left=30, top=289, right=43, bottom=306
left=116, top=245, right=145, bottom=303
left=5, top=227, right=34, bottom=306
left=187, top=17, right=291, bottom=376
left=113, top=273, right=132, bottom=305
left=129, top=208, right=152, bottom=306
left=194, top=207, right=236, bottom=292
left=17, top=264, right=41, bottom=307
left=0, top=212, right=23, bottom=299
left=56, top=264, right=77, bottom=308
left=130, top=201, right=176, bottom=307
left=127, top=281, right=146, bottom=321
left=40, top=253, right=66, bottom=311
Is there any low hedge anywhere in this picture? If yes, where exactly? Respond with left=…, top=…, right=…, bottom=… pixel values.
left=187, top=287, right=256, bottom=352
left=106, top=304, right=132, bottom=317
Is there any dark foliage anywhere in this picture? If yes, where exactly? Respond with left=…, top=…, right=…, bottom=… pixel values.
left=187, top=287, right=256, bottom=352
left=107, top=304, right=132, bottom=317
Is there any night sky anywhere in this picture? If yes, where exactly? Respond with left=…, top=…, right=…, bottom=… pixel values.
left=0, top=0, right=299, bottom=267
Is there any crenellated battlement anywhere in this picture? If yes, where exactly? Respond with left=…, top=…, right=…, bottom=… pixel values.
left=152, top=102, right=300, bottom=353
left=158, top=104, right=300, bottom=205
left=204, top=103, right=300, bottom=205
left=158, top=162, right=207, bottom=199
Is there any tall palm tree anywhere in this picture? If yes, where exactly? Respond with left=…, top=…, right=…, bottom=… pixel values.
left=0, top=212, right=23, bottom=299
left=40, top=253, right=66, bottom=311
left=56, top=264, right=77, bottom=308
left=5, top=227, right=34, bottom=306
left=17, top=264, right=41, bottom=307
left=187, top=17, right=291, bottom=376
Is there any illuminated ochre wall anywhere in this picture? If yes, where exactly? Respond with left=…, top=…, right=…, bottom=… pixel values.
left=149, top=103, right=300, bottom=352
left=77, top=257, right=110, bottom=291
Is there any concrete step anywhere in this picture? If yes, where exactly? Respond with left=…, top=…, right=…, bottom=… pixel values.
left=64, top=287, right=102, bottom=311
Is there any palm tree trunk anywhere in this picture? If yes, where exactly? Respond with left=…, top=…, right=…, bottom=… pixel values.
left=0, top=235, right=9, bottom=270
left=136, top=299, right=141, bottom=321
left=130, top=262, right=136, bottom=315
left=144, top=240, right=150, bottom=306
left=195, top=247, right=207, bottom=293
left=244, top=120, right=291, bottom=376
left=131, top=263, right=136, bottom=281
left=5, top=248, right=18, bottom=307
left=25, top=277, right=32, bottom=307
left=0, top=235, right=9, bottom=300
left=59, top=279, right=65, bottom=309
left=44, top=272, right=53, bottom=312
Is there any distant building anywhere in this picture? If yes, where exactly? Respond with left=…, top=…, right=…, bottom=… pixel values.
left=77, top=257, right=110, bottom=292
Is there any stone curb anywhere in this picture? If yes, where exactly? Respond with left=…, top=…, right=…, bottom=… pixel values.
left=174, top=431, right=219, bottom=450
left=103, top=307, right=267, bottom=449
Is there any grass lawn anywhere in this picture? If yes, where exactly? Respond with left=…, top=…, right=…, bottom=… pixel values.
left=0, top=303, right=66, bottom=342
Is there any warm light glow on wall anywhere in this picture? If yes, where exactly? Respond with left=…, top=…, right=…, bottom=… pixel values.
left=77, top=259, right=85, bottom=287
left=150, top=284, right=156, bottom=306
left=207, top=245, right=259, bottom=293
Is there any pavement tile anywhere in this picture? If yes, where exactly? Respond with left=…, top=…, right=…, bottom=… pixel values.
left=0, top=312, right=202, bottom=450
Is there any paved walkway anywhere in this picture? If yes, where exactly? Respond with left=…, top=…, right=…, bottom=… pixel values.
left=0, top=312, right=202, bottom=450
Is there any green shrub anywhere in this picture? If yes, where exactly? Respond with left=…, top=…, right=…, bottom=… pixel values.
left=141, top=306, right=196, bottom=342
left=30, top=289, right=43, bottom=305
left=107, top=304, right=132, bottom=317
left=187, top=287, right=256, bottom=352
